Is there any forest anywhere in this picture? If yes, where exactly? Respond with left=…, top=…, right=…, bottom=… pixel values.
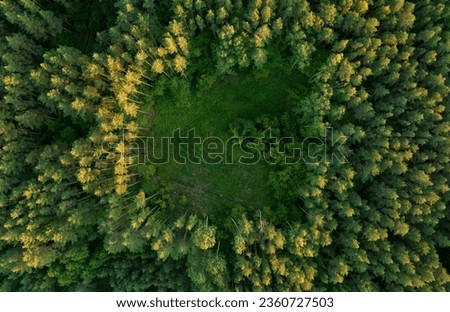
left=0, top=0, right=449, bottom=291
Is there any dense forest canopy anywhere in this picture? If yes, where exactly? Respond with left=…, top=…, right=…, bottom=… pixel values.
left=0, top=0, right=449, bottom=291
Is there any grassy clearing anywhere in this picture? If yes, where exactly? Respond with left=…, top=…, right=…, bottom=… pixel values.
left=145, top=67, right=309, bottom=212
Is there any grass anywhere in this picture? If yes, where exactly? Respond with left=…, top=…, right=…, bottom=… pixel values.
left=143, top=65, right=309, bottom=213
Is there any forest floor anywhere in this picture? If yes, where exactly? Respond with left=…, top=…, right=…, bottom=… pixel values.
left=147, top=67, right=308, bottom=212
